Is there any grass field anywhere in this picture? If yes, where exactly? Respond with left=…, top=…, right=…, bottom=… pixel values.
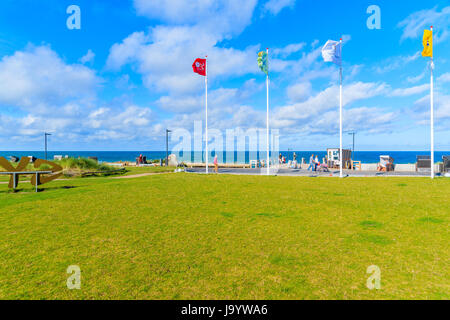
left=0, top=172, right=448, bottom=299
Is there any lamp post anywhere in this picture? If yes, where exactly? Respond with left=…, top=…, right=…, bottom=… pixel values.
left=44, top=132, right=52, bottom=160
left=166, top=129, right=171, bottom=167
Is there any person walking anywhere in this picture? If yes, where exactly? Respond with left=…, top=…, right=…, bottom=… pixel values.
left=214, top=154, right=219, bottom=173
left=308, top=154, right=315, bottom=171
left=292, top=152, right=297, bottom=168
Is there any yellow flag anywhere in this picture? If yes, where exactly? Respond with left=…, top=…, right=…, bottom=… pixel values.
left=422, top=29, right=433, bottom=57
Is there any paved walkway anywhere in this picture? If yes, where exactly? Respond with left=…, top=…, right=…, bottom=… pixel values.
left=186, top=167, right=440, bottom=177
left=112, top=172, right=171, bottom=179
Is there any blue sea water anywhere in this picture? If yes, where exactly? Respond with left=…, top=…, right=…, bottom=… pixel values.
left=0, top=151, right=449, bottom=164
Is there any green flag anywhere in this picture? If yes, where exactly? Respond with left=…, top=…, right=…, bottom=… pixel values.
left=258, top=51, right=268, bottom=75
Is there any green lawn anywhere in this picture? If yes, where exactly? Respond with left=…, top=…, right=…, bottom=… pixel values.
left=0, top=173, right=448, bottom=299
left=0, top=165, right=175, bottom=182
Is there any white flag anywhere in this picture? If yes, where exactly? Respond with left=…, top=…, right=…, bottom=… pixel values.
left=322, top=40, right=341, bottom=65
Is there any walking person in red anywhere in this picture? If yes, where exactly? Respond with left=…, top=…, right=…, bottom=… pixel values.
left=214, top=154, right=219, bottom=173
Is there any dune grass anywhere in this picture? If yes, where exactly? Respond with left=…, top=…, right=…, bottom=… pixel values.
left=0, top=158, right=176, bottom=182
left=0, top=173, right=448, bottom=299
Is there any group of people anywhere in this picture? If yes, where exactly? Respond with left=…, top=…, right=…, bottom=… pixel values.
left=308, top=154, right=327, bottom=172
left=279, top=152, right=298, bottom=165
left=136, top=154, right=147, bottom=165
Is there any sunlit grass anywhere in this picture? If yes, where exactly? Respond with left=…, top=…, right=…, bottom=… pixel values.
left=0, top=173, right=448, bottom=299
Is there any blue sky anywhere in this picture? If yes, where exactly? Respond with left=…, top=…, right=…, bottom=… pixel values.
left=0, top=0, right=449, bottom=151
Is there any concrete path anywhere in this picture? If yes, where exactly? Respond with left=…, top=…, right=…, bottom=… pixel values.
left=186, top=167, right=440, bottom=177
left=0, top=172, right=171, bottom=185
left=112, top=172, right=171, bottom=179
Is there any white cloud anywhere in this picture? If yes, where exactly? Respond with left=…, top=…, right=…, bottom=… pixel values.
left=107, top=25, right=258, bottom=94
left=133, top=0, right=258, bottom=37
left=273, top=81, right=388, bottom=127
left=272, top=42, right=306, bottom=58
left=286, top=82, right=311, bottom=102
left=106, top=31, right=149, bottom=70
left=80, top=49, right=95, bottom=64
left=407, top=71, right=426, bottom=84
left=438, top=72, right=450, bottom=83
left=0, top=45, right=100, bottom=110
left=0, top=45, right=161, bottom=145
left=398, top=6, right=450, bottom=43
left=88, top=105, right=153, bottom=131
left=390, top=84, right=430, bottom=97
left=107, top=0, right=313, bottom=98
left=374, top=52, right=420, bottom=74
left=157, top=79, right=263, bottom=114
left=305, top=107, right=397, bottom=135
left=412, top=93, right=450, bottom=122
left=263, top=0, right=296, bottom=15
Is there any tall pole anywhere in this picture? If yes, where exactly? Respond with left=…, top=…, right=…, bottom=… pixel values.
left=339, top=38, right=343, bottom=178
left=205, top=55, right=209, bottom=174
left=266, top=48, right=270, bottom=176
left=430, top=26, right=434, bottom=179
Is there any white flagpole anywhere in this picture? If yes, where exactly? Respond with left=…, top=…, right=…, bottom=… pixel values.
left=339, top=38, right=343, bottom=178
left=430, top=27, right=434, bottom=179
left=205, top=55, right=209, bottom=174
left=266, top=48, right=270, bottom=176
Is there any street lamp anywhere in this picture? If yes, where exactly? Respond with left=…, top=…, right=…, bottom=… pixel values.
left=166, top=129, right=172, bottom=167
left=44, top=132, right=52, bottom=160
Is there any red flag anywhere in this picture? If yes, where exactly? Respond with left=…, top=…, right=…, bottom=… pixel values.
left=192, top=58, right=206, bottom=76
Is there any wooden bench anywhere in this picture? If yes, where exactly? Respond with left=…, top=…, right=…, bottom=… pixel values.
left=0, top=171, right=52, bottom=192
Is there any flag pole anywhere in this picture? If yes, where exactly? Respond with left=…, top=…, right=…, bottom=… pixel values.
left=430, top=26, right=434, bottom=179
left=266, top=48, right=270, bottom=176
left=205, top=55, right=209, bottom=174
left=339, top=38, right=343, bottom=178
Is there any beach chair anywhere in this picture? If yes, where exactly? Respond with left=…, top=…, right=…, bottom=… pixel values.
left=416, top=155, right=431, bottom=172
left=442, top=156, right=450, bottom=173
left=378, top=155, right=393, bottom=172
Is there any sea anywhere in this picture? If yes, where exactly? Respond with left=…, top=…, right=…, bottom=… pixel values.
left=0, top=151, right=449, bottom=164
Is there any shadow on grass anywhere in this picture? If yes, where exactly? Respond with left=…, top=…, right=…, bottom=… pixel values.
left=417, top=217, right=444, bottom=224
left=0, top=185, right=78, bottom=194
